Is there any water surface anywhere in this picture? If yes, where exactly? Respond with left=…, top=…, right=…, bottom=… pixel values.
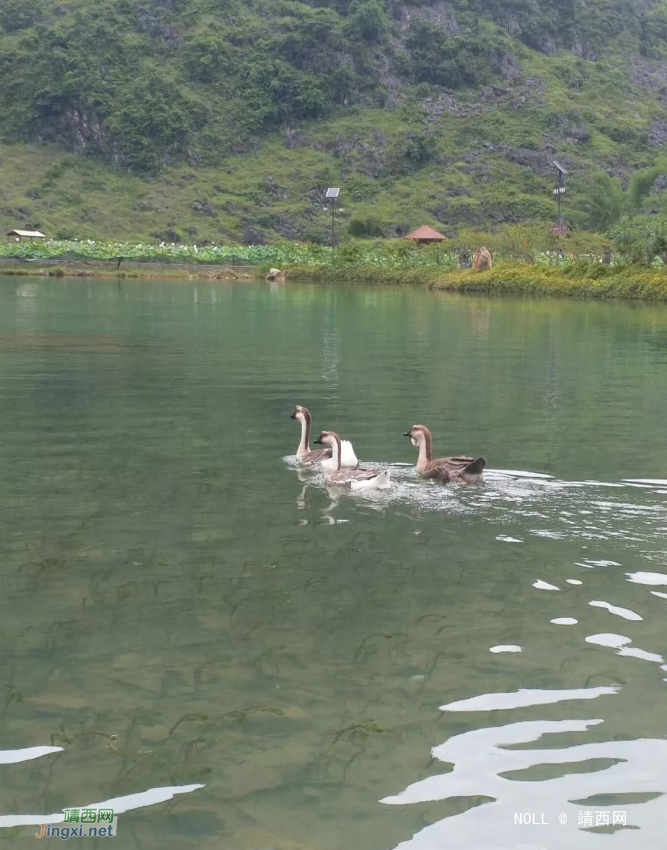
left=1, top=277, right=666, bottom=849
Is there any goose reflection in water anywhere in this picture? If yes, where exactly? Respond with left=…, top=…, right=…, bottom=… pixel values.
left=381, top=688, right=667, bottom=850
left=293, top=472, right=340, bottom=525
left=295, top=469, right=311, bottom=515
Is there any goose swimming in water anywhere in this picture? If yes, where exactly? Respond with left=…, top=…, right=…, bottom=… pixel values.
left=291, top=405, right=358, bottom=468
left=404, top=424, right=485, bottom=484
left=314, top=431, right=391, bottom=490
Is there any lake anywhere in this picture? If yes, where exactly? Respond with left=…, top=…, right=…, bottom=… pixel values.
left=0, top=275, right=666, bottom=849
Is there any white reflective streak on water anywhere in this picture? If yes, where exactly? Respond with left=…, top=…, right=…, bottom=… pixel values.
left=440, top=686, right=619, bottom=713
left=0, top=745, right=63, bottom=764
left=381, top=710, right=667, bottom=849
left=348, top=467, right=667, bottom=849
left=0, top=755, right=204, bottom=828
left=588, top=600, right=643, bottom=621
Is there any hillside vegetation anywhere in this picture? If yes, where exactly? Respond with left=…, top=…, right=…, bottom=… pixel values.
left=2, top=0, right=667, bottom=241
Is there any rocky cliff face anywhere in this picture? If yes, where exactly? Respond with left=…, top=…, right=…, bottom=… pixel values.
left=1, top=0, right=667, bottom=238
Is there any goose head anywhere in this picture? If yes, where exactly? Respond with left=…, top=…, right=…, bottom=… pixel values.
left=291, top=405, right=311, bottom=423
left=404, top=424, right=431, bottom=449
left=313, top=430, right=337, bottom=448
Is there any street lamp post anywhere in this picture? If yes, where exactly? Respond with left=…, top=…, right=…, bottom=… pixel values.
left=326, top=187, right=340, bottom=263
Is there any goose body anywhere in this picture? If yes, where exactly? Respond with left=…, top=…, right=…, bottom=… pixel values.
left=314, top=431, right=391, bottom=490
left=404, top=424, right=485, bottom=484
left=291, top=406, right=358, bottom=468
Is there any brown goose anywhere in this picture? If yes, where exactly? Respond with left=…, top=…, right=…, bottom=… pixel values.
left=291, top=405, right=358, bottom=468
left=314, top=431, right=390, bottom=490
left=404, top=424, right=485, bottom=484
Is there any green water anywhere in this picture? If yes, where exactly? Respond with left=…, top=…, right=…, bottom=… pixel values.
left=1, top=276, right=667, bottom=849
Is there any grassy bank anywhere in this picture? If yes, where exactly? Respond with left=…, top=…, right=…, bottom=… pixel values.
left=4, top=253, right=667, bottom=301
left=286, top=262, right=667, bottom=300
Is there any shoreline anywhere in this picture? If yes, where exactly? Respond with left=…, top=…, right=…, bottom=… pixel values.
left=2, top=259, right=667, bottom=301
left=285, top=263, right=667, bottom=300
left=0, top=261, right=258, bottom=281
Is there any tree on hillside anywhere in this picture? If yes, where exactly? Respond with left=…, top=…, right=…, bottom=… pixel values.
left=578, top=172, right=624, bottom=231
left=345, top=0, right=390, bottom=42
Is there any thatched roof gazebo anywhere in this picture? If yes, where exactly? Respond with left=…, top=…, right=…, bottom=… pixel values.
left=404, top=225, right=447, bottom=244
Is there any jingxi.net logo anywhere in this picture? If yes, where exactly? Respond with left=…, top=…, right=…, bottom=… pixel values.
left=35, top=808, right=118, bottom=839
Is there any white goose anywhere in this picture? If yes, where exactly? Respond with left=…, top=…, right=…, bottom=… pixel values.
left=291, top=405, right=358, bottom=468
left=314, top=431, right=391, bottom=490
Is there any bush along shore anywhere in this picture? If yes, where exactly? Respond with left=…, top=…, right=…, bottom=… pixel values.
left=285, top=261, right=667, bottom=301
left=4, top=224, right=667, bottom=300
left=0, top=227, right=612, bottom=268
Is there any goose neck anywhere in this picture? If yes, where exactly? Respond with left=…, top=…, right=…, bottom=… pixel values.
left=329, top=435, right=342, bottom=471
left=296, top=415, right=311, bottom=456
left=416, top=432, right=432, bottom=470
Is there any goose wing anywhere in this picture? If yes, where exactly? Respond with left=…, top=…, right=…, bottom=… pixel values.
left=423, top=456, right=486, bottom=482
left=339, top=439, right=359, bottom=468
left=328, top=466, right=379, bottom=484
left=326, top=466, right=391, bottom=489
left=446, top=456, right=486, bottom=476
left=421, top=459, right=453, bottom=482
left=299, top=448, right=332, bottom=467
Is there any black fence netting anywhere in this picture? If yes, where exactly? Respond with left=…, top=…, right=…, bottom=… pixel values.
left=0, top=253, right=262, bottom=269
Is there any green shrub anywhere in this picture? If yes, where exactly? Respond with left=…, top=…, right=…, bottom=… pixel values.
left=348, top=215, right=388, bottom=237
left=345, top=1, right=390, bottom=43
left=609, top=215, right=667, bottom=264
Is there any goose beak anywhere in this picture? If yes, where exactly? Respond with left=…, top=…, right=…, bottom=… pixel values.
left=290, top=413, right=297, bottom=419
left=313, top=436, right=323, bottom=445
left=403, top=431, right=412, bottom=437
